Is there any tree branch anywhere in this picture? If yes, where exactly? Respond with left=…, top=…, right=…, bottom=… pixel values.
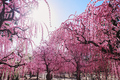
left=0, top=61, right=25, bottom=68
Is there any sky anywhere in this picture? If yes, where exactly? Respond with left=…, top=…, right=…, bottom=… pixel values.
left=47, top=0, right=91, bottom=28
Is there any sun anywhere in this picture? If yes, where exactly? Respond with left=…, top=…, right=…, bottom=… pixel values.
left=30, top=0, right=50, bottom=26
left=29, top=0, right=55, bottom=47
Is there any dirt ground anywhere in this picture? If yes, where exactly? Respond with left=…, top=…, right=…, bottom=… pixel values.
left=19, top=73, right=119, bottom=80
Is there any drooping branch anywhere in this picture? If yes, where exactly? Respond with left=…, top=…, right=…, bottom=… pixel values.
left=0, top=61, right=25, bottom=68
left=0, top=52, right=14, bottom=61
left=77, top=35, right=120, bottom=60
left=0, top=27, right=29, bottom=39
left=0, top=0, right=15, bottom=28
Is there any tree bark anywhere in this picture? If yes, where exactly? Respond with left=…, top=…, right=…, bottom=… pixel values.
left=97, top=73, right=101, bottom=80
left=76, top=62, right=81, bottom=80
left=105, top=70, right=108, bottom=80
left=46, top=72, right=52, bottom=80
left=36, top=71, right=39, bottom=80
left=29, top=71, right=32, bottom=79
left=76, top=71, right=81, bottom=80
left=115, top=61, right=120, bottom=80
left=90, top=74, right=95, bottom=80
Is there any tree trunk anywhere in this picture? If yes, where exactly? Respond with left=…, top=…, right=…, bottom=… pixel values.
left=46, top=72, right=52, bottom=80
left=7, top=75, right=10, bottom=80
left=91, top=74, right=95, bottom=80
left=29, top=71, right=32, bottom=79
left=36, top=71, right=39, bottom=80
left=105, top=71, right=108, bottom=80
left=97, top=73, right=101, bottom=80
left=115, top=61, right=120, bottom=80
left=76, top=71, right=81, bottom=80
left=15, top=75, right=19, bottom=80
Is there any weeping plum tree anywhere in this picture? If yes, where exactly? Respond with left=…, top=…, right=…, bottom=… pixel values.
left=58, top=0, right=120, bottom=59
left=50, top=23, right=110, bottom=80
left=49, top=0, right=120, bottom=79
left=27, top=60, right=40, bottom=79
left=0, top=0, right=51, bottom=79
left=58, top=0, right=120, bottom=60
left=88, top=54, right=112, bottom=80
left=32, top=42, right=64, bottom=80
left=60, top=38, right=92, bottom=80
